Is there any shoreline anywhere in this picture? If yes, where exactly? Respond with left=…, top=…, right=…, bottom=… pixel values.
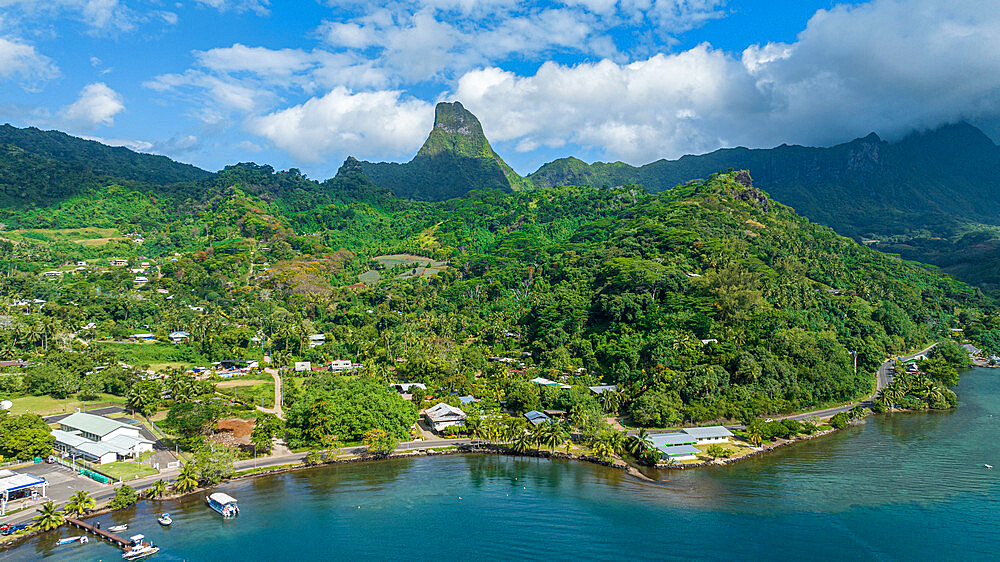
left=0, top=425, right=851, bottom=551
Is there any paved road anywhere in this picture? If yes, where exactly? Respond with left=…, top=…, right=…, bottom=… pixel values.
left=777, top=343, right=939, bottom=422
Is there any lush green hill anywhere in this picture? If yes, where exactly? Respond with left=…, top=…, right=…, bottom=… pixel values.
left=0, top=124, right=210, bottom=208
left=529, top=123, right=1000, bottom=289
left=354, top=102, right=532, bottom=200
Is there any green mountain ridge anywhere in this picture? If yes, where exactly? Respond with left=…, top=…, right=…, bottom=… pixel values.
left=0, top=124, right=210, bottom=208
left=353, top=102, right=532, bottom=200
left=529, top=122, right=1000, bottom=290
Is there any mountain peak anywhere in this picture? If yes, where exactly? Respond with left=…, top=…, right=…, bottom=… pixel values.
left=432, top=101, right=483, bottom=137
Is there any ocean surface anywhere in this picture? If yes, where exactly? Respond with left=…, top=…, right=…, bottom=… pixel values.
left=6, top=367, right=1000, bottom=561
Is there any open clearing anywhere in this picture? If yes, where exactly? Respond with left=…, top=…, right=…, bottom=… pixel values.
left=10, top=393, right=125, bottom=416
left=1, top=227, right=128, bottom=246
left=360, top=253, right=448, bottom=284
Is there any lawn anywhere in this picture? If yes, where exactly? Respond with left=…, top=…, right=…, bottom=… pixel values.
left=217, top=382, right=275, bottom=409
left=93, top=341, right=213, bottom=367
left=98, top=461, right=159, bottom=481
left=10, top=393, right=125, bottom=416
left=2, top=227, right=127, bottom=246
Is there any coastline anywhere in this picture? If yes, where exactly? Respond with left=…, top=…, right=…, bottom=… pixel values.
left=0, top=424, right=852, bottom=551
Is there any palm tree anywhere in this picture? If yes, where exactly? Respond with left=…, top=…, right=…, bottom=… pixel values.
left=540, top=422, right=568, bottom=452
left=628, top=429, right=653, bottom=455
left=31, top=501, right=64, bottom=530
left=746, top=422, right=763, bottom=447
left=173, top=462, right=199, bottom=493
left=64, top=490, right=95, bottom=516
left=600, top=391, right=622, bottom=414
left=591, top=440, right=615, bottom=461
left=146, top=479, right=168, bottom=499
left=511, top=432, right=532, bottom=453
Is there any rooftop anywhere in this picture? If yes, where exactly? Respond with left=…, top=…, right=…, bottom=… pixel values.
left=682, top=426, right=734, bottom=439
left=59, top=412, right=137, bottom=438
left=648, top=432, right=698, bottom=447
left=425, top=402, right=466, bottom=421
left=0, top=471, right=46, bottom=493
left=658, top=444, right=701, bottom=457
left=588, top=385, right=617, bottom=395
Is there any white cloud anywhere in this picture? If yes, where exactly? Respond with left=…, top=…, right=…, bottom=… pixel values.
left=448, top=0, right=1000, bottom=164
left=247, top=87, right=433, bottom=162
left=0, top=36, right=59, bottom=90
left=61, top=82, right=125, bottom=129
left=195, top=0, right=271, bottom=16
left=80, top=134, right=153, bottom=152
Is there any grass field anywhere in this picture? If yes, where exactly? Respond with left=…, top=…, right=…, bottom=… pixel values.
left=99, top=461, right=159, bottom=481
left=10, top=393, right=126, bottom=416
left=94, top=341, right=214, bottom=367
left=217, top=382, right=275, bottom=409
left=2, top=227, right=128, bottom=246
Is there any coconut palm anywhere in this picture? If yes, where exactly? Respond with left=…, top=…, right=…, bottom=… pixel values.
left=146, top=479, right=168, bottom=499
left=600, top=391, right=622, bottom=414
left=628, top=429, right=653, bottom=455
left=173, top=462, right=199, bottom=493
left=591, top=440, right=615, bottom=461
left=31, top=501, right=64, bottom=531
left=746, top=422, right=764, bottom=447
left=64, top=490, right=96, bottom=516
left=511, top=432, right=532, bottom=453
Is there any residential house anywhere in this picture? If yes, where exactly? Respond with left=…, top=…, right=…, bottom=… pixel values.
left=110, top=259, right=128, bottom=266
left=43, top=271, right=62, bottom=278
left=75, top=261, right=86, bottom=266
left=458, top=395, right=478, bottom=406
left=128, top=333, right=156, bottom=342
left=308, top=334, right=326, bottom=347
left=330, top=359, right=357, bottom=372
left=169, top=331, right=190, bottom=343
left=51, top=412, right=154, bottom=465
left=133, top=276, right=149, bottom=284
left=424, top=403, right=467, bottom=432
left=588, top=385, right=618, bottom=395
left=657, top=444, right=701, bottom=462
left=524, top=410, right=550, bottom=426
left=681, top=426, right=733, bottom=444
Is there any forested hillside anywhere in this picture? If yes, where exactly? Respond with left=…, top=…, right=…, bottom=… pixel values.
left=0, top=125, right=210, bottom=208
left=0, top=167, right=993, bottom=427
left=530, top=123, right=1000, bottom=290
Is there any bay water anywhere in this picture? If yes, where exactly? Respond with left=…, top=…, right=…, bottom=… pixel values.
left=6, top=368, right=1000, bottom=561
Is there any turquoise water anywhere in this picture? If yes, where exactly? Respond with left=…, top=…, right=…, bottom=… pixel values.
left=7, top=368, right=1000, bottom=561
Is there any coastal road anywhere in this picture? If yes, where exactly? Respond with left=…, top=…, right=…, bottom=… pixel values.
left=776, top=343, right=939, bottom=422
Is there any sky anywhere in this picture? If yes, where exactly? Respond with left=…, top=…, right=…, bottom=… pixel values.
left=2, top=0, right=999, bottom=179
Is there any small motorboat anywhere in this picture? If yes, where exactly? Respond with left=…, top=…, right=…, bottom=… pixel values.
left=56, top=536, right=88, bottom=545
left=108, top=524, right=128, bottom=532
left=206, top=492, right=239, bottom=517
left=157, top=513, right=172, bottom=526
left=986, top=464, right=994, bottom=469
left=122, top=536, right=159, bottom=560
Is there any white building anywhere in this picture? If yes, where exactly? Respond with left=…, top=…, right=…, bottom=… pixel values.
left=308, top=334, right=326, bottom=347
left=423, top=403, right=467, bottom=432
left=51, top=412, right=154, bottom=465
left=681, top=426, right=733, bottom=444
left=0, top=470, right=48, bottom=516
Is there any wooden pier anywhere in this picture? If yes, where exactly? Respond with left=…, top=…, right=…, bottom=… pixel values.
left=65, top=517, right=130, bottom=550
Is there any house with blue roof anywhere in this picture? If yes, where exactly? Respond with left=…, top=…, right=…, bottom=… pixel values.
left=524, top=410, right=550, bottom=426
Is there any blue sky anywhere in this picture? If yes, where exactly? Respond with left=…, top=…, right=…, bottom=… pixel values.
left=2, top=0, right=999, bottom=179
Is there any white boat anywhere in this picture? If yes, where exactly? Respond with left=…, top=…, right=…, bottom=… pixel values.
left=56, top=536, right=88, bottom=545
left=986, top=464, right=994, bottom=469
left=157, top=513, right=172, bottom=526
left=108, top=524, right=128, bottom=532
left=122, top=535, right=159, bottom=560
left=206, top=492, right=239, bottom=517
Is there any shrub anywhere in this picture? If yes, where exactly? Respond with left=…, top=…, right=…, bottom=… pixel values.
left=107, top=485, right=139, bottom=510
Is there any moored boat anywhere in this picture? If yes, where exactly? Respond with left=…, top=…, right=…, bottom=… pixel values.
left=157, top=513, right=172, bottom=526
left=108, top=524, right=128, bottom=532
left=56, top=536, right=88, bottom=545
left=206, top=492, right=239, bottom=517
left=122, top=535, right=159, bottom=560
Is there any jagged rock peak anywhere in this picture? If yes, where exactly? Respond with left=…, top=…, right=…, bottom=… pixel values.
left=432, top=101, right=484, bottom=137
left=337, top=156, right=364, bottom=175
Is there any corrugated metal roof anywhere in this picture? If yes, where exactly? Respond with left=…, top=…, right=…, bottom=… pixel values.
left=648, top=432, right=698, bottom=447
left=682, top=426, right=733, bottom=439
left=524, top=410, right=550, bottom=425
left=657, top=444, right=700, bottom=456
left=59, top=412, right=137, bottom=438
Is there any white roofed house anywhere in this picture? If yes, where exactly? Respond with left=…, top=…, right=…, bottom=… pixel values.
left=423, top=403, right=467, bottom=432
left=308, top=334, right=326, bottom=347
left=681, top=426, right=733, bottom=444
left=51, top=412, right=154, bottom=464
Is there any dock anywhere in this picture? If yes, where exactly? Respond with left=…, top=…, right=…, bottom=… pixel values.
left=65, top=517, right=130, bottom=550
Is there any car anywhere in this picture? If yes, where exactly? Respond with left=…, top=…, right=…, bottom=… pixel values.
left=765, top=418, right=774, bottom=422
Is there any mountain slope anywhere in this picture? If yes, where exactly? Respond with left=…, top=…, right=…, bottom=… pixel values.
left=354, top=102, right=531, bottom=200
left=529, top=122, right=1000, bottom=289
left=531, top=122, right=1000, bottom=237
left=0, top=124, right=210, bottom=207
